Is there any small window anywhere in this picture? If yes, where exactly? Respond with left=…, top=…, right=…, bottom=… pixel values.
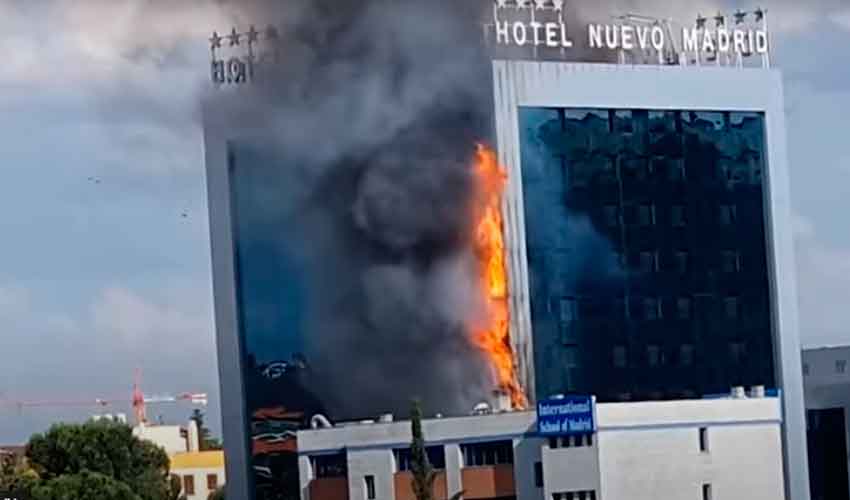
left=699, top=427, right=709, bottom=452
left=394, top=446, right=445, bottom=471
left=836, top=360, right=847, bottom=374
left=722, top=250, right=742, bottom=273
left=603, top=205, right=619, bottom=227
left=183, top=475, right=195, bottom=496
left=703, top=483, right=713, bottom=500
left=559, top=298, right=577, bottom=323
left=724, top=297, right=740, bottom=319
left=677, top=297, right=692, bottom=319
left=613, top=346, right=627, bottom=368
left=585, top=434, right=593, bottom=446
left=207, top=474, right=218, bottom=491
left=680, top=344, right=695, bottom=366
left=669, top=162, right=686, bottom=181
left=461, top=440, right=514, bottom=467
left=639, top=251, right=659, bottom=273
left=719, top=204, right=738, bottom=225
left=730, top=342, right=747, bottom=363
left=534, top=462, right=544, bottom=488
left=365, top=475, right=376, bottom=499
left=548, top=437, right=558, bottom=449
left=671, top=205, right=687, bottom=227
left=638, top=204, right=656, bottom=226
left=674, top=251, right=689, bottom=273
left=647, top=345, right=661, bottom=367
left=643, top=298, right=661, bottom=320
left=314, top=452, right=348, bottom=478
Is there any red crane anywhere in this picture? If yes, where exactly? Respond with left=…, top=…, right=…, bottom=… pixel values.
left=0, top=368, right=208, bottom=426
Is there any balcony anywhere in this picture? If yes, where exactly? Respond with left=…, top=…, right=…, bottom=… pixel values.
left=309, top=477, right=349, bottom=500
left=394, top=471, right=448, bottom=500
left=461, top=464, right=515, bottom=499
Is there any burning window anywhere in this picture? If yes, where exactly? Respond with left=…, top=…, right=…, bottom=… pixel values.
left=470, top=144, right=527, bottom=410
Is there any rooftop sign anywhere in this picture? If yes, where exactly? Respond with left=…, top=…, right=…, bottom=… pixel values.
left=487, top=1, right=771, bottom=68
left=537, top=395, right=596, bottom=436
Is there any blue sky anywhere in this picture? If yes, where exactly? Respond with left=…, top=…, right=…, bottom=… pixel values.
left=1, top=0, right=849, bottom=442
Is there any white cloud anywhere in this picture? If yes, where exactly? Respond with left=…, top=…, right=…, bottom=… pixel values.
left=831, top=9, right=850, bottom=31
left=90, top=285, right=212, bottom=350
left=793, top=213, right=850, bottom=349
left=0, top=286, right=30, bottom=317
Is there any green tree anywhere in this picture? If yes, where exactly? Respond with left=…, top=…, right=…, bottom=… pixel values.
left=190, top=410, right=222, bottom=451
left=0, top=452, right=40, bottom=496
left=410, top=400, right=435, bottom=500
left=32, top=470, right=141, bottom=500
left=207, top=486, right=225, bottom=500
left=26, top=420, right=177, bottom=500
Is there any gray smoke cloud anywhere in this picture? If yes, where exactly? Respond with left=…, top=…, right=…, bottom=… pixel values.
left=208, top=0, right=502, bottom=418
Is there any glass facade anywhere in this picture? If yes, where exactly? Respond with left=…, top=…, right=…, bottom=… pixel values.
left=228, top=143, right=326, bottom=500
left=518, top=107, right=776, bottom=402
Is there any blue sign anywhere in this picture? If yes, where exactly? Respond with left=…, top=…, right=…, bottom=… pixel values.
left=537, top=395, right=595, bottom=436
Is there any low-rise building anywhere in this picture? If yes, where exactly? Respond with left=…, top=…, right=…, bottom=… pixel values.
left=171, top=450, right=226, bottom=500
left=803, top=345, right=850, bottom=500
left=297, top=393, right=785, bottom=500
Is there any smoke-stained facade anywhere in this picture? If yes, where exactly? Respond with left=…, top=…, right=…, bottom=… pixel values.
left=492, top=61, right=809, bottom=500
left=519, top=108, right=775, bottom=401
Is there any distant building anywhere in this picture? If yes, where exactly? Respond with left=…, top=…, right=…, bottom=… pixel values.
left=132, top=419, right=200, bottom=456
left=803, top=345, right=850, bottom=500
left=171, top=450, right=226, bottom=500
left=0, top=445, right=25, bottom=460
left=297, top=394, right=785, bottom=500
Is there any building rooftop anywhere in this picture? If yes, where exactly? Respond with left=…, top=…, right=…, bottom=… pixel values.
left=298, top=395, right=781, bottom=454
left=170, top=450, right=225, bottom=470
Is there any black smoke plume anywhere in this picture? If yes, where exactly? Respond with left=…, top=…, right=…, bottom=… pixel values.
left=209, top=0, right=501, bottom=419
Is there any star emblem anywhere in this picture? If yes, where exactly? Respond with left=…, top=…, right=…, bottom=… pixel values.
left=496, top=0, right=507, bottom=7
left=534, top=0, right=547, bottom=9
left=754, top=8, right=765, bottom=22
left=209, top=31, right=222, bottom=50
left=228, top=27, right=240, bottom=46
left=714, top=12, right=725, bottom=27
left=553, top=0, right=563, bottom=10
left=734, top=10, right=747, bottom=24
left=696, top=15, right=707, bottom=29
left=265, top=24, right=279, bottom=40
left=247, top=25, right=259, bottom=44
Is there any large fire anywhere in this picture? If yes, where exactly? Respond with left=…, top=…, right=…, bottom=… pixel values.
left=470, top=143, right=528, bottom=410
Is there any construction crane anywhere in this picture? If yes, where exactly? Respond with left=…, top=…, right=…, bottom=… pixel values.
left=0, top=369, right=207, bottom=426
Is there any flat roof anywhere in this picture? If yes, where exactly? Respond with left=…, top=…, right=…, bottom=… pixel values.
left=297, top=397, right=781, bottom=455
left=170, top=451, right=225, bottom=470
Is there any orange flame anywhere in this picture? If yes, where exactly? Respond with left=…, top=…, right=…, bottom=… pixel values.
left=470, top=143, right=528, bottom=410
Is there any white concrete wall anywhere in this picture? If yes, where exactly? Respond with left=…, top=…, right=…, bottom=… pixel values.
left=597, top=398, right=784, bottom=500
left=542, top=442, right=600, bottom=499
left=298, top=398, right=785, bottom=500
left=347, top=449, right=395, bottom=500
left=803, top=346, right=850, bottom=494
left=133, top=425, right=186, bottom=455
left=172, top=465, right=226, bottom=500
left=514, top=436, right=544, bottom=500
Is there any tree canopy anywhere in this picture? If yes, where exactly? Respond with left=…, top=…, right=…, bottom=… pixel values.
left=9, top=420, right=183, bottom=500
